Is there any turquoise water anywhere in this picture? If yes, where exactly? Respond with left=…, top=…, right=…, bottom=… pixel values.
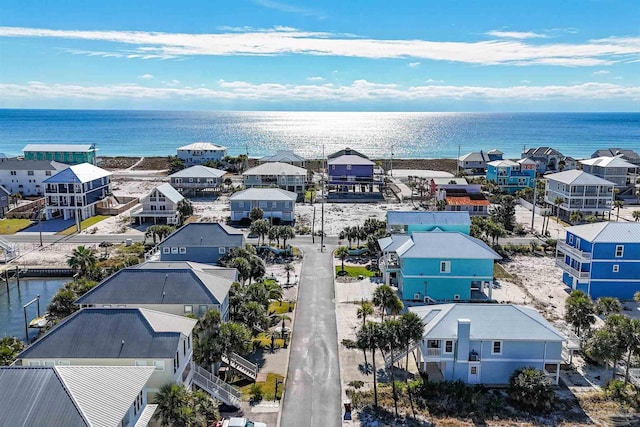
left=0, top=277, right=67, bottom=341
left=1, top=110, right=638, bottom=160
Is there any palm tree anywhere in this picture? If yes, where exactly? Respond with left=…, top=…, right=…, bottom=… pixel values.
left=250, top=219, right=270, bottom=245
left=372, top=284, right=401, bottom=321
left=565, top=290, right=595, bottom=339
left=279, top=226, right=295, bottom=247
left=398, top=311, right=425, bottom=380
left=176, top=199, right=193, bottom=224
left=284, top=263, right=294, bottom=285
left=357, top=301, right=374, bottom=327
left=335, top=246, right=349, bottom=273
left=0, top=336, right=25, bottom=365
left=624, top=318, right=640, bottom=386
left=595, top=297, right=622, bottom=316
left=247, top=255, right=265, bottom=285
left=219, top=321, right=252, bottom=381
left=193, top=310, right=223, bottom=371
left=229, top=257, right=251, bottom=284
left=239, top=301, right=269, bottom=337
left=67, top=245, right=97, bottom=279
left=268, top=226, right=280, bottom=247
left=633, top=210, right=640, bottom=222
left=380, top=319, right=402, bottom=417
left=614, top=200, right=624, bottom=221
left=275, top=314, right=291, bottom=337
left=155, top=383, right=188, bottom=427
left=263, top=279, right=284, bottom=302
left=249, top=206, right=264, bottom=222
left=553, top=196, right=564, bottom=222
left=356, top=322, right=382, bottom=409
left=569, top=210, right=584, bottom=224
left=342, top=226, right=354, bottom=248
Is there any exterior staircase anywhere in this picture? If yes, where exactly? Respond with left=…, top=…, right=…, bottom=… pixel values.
left=191, top=365, right=242, bottom=407
left=0, top=237, right=18, bottom=262
left=221, top=352, right=258, bottom=381
left=384, top=340, right=421, bottom=369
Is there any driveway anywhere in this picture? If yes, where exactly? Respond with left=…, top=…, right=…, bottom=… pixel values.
left=280, top=243, right=341, bottom=427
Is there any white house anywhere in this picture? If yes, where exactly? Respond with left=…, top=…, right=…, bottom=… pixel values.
left=0, top=158, right=68, bottom=196
left=242, top=162, right=308, bottom=194
left=177, top=142, right=227, bottom=166
left=259, top=150, right=306, bottom=167
left=43, top=163, right=112, bottom=221
left=169, top=165, right=226, bottom=196
left=544, top=170, right=615, bottom=219
left=579, top=156, right=637, bottom=191
left=132, top=183, right=184, bottom=225
left=229, top=187, right=297, bottom=223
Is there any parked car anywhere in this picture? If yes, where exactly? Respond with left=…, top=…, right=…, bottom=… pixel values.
left=222, top=417, right=267, bottom=427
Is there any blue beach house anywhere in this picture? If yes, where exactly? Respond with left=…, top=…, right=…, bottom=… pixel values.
left=327, top=148, right=384, bottom=197
left=556, top=222, right=640, bottom=300
left=409, top=304, right=565, bottom=384
left=379, top=231, right=500, bottom=301
left=386, top=211, right=471, bottom=235
left=486, top=159, right=536, bottom=194
left=158, top=222, right=245, bottom=264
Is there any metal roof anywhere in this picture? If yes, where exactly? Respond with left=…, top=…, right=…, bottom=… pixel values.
left=259, top=150, right=305, bottom=163
left=149, top=183, right=184, bottom=204
left=487, top=159, right=519, bottom=167
left=0, top=158, right=69, bottom=171
left=396, top=231, right=501, bottom=260
left=579, top=156, right=637, bottom=169
left=243, top=162, right=307, bottom=176
left=56, top=366, right=155, bottom=427
left=378, top=234, right=412, bottom=252
left=135, top=404, right=158, bottom=427
left=76, top=263, right=234, bottom=307
left=592, top=148, right=640, bottom=160
left=409, top=304, right=565, bottom=341
left=23, top=144, right=97, bottom=153
left=18, top=308, right=193, bottom=360
left=328, top=154, right=374, bottom=166
left=566, top=222, right=640, bottom=243
left=159, top=222, right=244, bottom=248
left=522, top=146, right=563, bottom=157
left=458, top=152, right=488, bottom=162
left=230, top=187, right=297, bottom=201
left=44, top=163, right=112, bottom=184
left=327, top=148, right=368, bottom=159
left=387, top=211, right=471, bottom=226
left=544, top=170, right=615, bottom=186
left=169, top=165, right=226, bottom=178
left=177, top=142, right=227, bottom=151
left=0, top=367, right=88, bottom=427
left=431, top=177, right=468, bottom=185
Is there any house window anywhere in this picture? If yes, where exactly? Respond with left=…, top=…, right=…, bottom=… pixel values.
left=27, top=171, right=34, bottom=176
left=10, top=171, right=16, bottom=176
left=615, top=245, right=624, bottom=258
left=135, top=360, right=147, bottom=366
left=347, top=164, right=352, bottom=170
left=163, top=247, right=170, bottom=254
left=613, top=265, right=619, bottom=273
left=470, top=366, right=478, bottom=375
left=45, top=171, right=52, bottom=176
left=57, top=361, right=70, bottom=366
left=171, top=247, right=179, bottom=254
left=272, top=202, right=277, bottom=208
left=440, top=261, right=451, bottom=273
left=154, top=360, right=165, bottom=371
left=102, top=304, right=111, bottom=308
left=238, top=201, right=244, bottom=208
left=569, top=235, right=573, bottom=244
left=219, top=247, right=225, bottom=254
left=43, top=360, right=55, bottom=367
left=184, top=340, right=187, bottom=356
left=444, top=340, right=454, bottom=353
left=199, top=305, right=208, bottom=316
left=28, top=361, right=41, bottom=366
left=332, top=165, right=335, bottom=170
left=179, top=247, right=186, bottom=254
left=492, top=341, right=502, bottom=354
left=184, top=305, right=193, bottom=314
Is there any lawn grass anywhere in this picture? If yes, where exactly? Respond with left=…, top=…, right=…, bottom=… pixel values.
left=239, top=372, right=284, bottom=401
left=252, top=332, right=286, bottom=349
left=0, top=219, right=33, bottom=234
left=494, top=263, right=513, bottom=280
left=335, top=265, right=376, bottom=278
left=58, top=215, right=109, bottom=235
left=268, top=300, right=295, bottom=315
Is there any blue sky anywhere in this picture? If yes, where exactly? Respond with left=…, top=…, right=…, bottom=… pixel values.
left=0, top=0, right=639, bottom=111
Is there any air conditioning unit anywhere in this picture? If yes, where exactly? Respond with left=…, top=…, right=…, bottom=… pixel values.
left=413, top=293, right=421, bottom=301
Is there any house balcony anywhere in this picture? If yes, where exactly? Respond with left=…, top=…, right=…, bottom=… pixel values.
left=555, top=258, right=590, bottom=279
left=425, top=347, right=442, bottom=358
left=557, top=240, right=592, bottom=261
left=173, top=182, right=220, bottom=188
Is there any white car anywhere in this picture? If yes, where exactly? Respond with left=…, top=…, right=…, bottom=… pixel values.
left=223, top=417, right=267, bottom=427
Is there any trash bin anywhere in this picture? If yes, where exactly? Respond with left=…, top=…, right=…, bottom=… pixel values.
left=125, top=238, right=132, bottom=247
left=343, top=399, right=351, bottom=413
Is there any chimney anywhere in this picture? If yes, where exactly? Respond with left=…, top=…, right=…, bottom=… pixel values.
left=456, top=319, right=470, bottom=360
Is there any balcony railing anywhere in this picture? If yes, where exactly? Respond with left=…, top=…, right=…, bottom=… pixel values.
left=426, top=348, right=441, bottom=357
left=557, top=240, right=592, bottom=261
left=555, top=258, right=590, bottom=279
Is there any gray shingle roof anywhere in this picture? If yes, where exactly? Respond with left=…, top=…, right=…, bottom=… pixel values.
left=566, top=222, right=640, bottom=243
left=169, top=165, right=226, bottom=179
left=409, top=304, right=565, bottom=341
left=0, top=158, right=68, bottom=171
left=76, top=262, right=234, bottom=306
left=230, top=187, right=297, bottom=201
left=327, top=148, right=368, bottom=159
left=387, top=211, right=471, bottom=226
left=159, top=222, right=244, bottom=248
left=396, top=231, right=501, bottom=260
left=18, top=308, right=193, bottom=359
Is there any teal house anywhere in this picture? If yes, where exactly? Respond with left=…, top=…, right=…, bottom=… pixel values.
left=23, top=144, right=98, bottom=165
left=379, top=231, right=500, bottom=302
left=386, top=211, right=471, bottom=235
left=485, top=158, right=536, bottom=194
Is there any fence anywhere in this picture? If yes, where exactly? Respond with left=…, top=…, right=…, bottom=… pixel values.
left=518, top=198, right=552, bottom=216
left=95, top=196, right=139, bottom=215
left=5, top=198, right=45, bottom=219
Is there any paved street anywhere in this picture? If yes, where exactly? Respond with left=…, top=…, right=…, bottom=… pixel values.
left=280, top=243, right=341, bottom=427
left=3, top=233, right=144, bottom=245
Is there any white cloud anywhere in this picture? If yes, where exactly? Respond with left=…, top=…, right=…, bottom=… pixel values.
left=2, top=26, right=639, bottom=67
left=163, top=79, right=180, bottom=86
left=521, top=80, right=531, bottom=83
left=1, top=80, right=638, bottom=103
left=139, top=74, right=154, bottom=79
left=252, top=0, right=326, bottom=19
left=408, top=62, right=421, bottom=68
left=486, top=30, right=548, bottom=39
left=307, top=76, right=324, bottom=81
left=425, top=79, right=444, bottom=83
left=593, top=70, right=610, bottom=75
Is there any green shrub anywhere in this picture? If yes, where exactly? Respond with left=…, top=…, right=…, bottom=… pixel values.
left=508, top=367, right=555, bottom=411
left=250, top=384, right=264, bottom=402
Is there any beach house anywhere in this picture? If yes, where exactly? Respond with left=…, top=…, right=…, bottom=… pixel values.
left=242, top=161, right=307, bottom=194
left=169, top=165, right=226, bottom=196
left=485, top=158, right=536, bottom=194
left=16, top=308, right=197, bottom=400
left=0, top=185, right=10, bottom=217
left=43, top=163, right=112, bottom=221
left=259, top=149, right=306, bottom=167
left=132, top=183, right=184, bottom=225
left=0, top=365, right=156, bottom=427
left=579, top=156, right=637, bottom=196
left=434, top=184, right=490, bottom=217
left=327, top=148, right=384, bottom=198
left=378, top=231, right=500, bottom=301
left=457, top=149, right=503, bottom=174
left=76, top=261, right=235, bottom=320
left=556, top=222, right=640, bottom=300
left=229, top=187, right=297, bottom=223
left=386, top=211, right=471, bottom=235
left=409, top=304, right=564, bottom=384
left=22, top=144, right=98, bottom=165
left=592, top=148, right=640, bottom=166
left=0, top=158, right=68, bottom=196
left=158, top=222, right=245, bottom=264
left=544, top=170, right=615, bottom=220
left=177, top=142, right=227, bottom=166
left=521, top=146, right=575, bottom=174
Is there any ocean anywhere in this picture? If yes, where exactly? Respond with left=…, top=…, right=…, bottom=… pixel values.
left=0, top=110, right=638, bottom=160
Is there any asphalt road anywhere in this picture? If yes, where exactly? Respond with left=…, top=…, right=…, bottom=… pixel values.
left=280, top=243, right=341, bottom=427
left=3, top=234, right=145, bottom=244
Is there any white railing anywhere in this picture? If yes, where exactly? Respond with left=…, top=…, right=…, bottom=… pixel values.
left=555, top=258, right=590, bottom=279
left=221, top=352, right=258, bottom=381
left=384, top=340, right=420, bottom=368
left=426, top=348, right=442, bottom=358
left=557, top=240, right=592, bottom=260
left=192, top=366, right=241, bottom=407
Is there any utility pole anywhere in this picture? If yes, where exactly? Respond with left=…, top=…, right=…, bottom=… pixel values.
left=321, top=145, right=325, bottom=252
left=456, top=144, right=461, bottom=176
left=390, top=142, right=394, bottom=177
left=312, top=206, right=316, bottom=244
left=531, top=179, right=537, bottom=233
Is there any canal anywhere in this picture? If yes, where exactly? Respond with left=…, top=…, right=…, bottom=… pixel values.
left=0, top=277, right=68, bottom=342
